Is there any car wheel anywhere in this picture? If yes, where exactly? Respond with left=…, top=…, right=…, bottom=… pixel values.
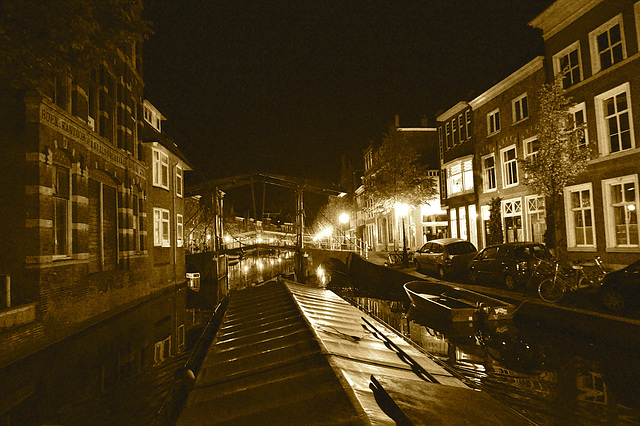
left=437, top=265, right=446, bottom=279
left=504, top=274, right=517, bottom=290
left=468, top=269, right=478, bottom=284
left=602, top=288, right=626, bottom=312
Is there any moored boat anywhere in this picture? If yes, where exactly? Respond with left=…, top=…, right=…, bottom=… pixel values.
left=404, top=280, right=516, bottom=322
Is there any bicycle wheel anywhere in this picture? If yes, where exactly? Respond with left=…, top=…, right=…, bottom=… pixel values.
left=538, top=278, right=565, bottom=302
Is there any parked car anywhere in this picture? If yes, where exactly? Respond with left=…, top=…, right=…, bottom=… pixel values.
left=599, top=259, right=640, bottom=312
left=413, top=238, right=477, bottom=278
left=467, top=242, right=552, bottom=290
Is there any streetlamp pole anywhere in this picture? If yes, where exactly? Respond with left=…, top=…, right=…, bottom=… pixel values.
left=401, top=216, right=408, bottom=267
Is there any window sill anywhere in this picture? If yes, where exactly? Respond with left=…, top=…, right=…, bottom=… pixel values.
left=511, top=117, right=529, bottom=126
left=502, top=183, right=520, bottom=189
left=567, top=246, right=597, bottom=252
left=590, top=147, right=640, bottom=164
left=605, top=246, right=640, bottom=253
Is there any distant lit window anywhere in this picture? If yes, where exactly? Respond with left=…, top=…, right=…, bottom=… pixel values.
left=176, top=166, right=183, bottom=197
left=482, top=154, right=496, bottom=192
left=603, top=175, right=639, bottom=248
left=177, top=214, right=184, bottom=248
left=524, top=136, right=539, bottom=158
left=568, top=102, right=588, bottom=147
left=153, top=148, right=169, bottom=190
left=564, top=183, right=595, bottom=248
left=446, top=157, right=473, bottom=196
left=154, top=207, right=170, bottom=247
left=595, top=83, right=634, bottom=155
left=501, top=146, right=518, bottom=187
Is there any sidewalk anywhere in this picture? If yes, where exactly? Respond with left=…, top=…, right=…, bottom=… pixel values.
left=360, top=251, right=640, bottom=350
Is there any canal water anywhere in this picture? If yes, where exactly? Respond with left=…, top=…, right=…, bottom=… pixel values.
left=330, top=281, right=640, bottom=425
left=0, top=254, right=295, bottom=426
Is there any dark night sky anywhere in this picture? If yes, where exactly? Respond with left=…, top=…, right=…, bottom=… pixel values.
left=142, top=0, right=552, bottom=214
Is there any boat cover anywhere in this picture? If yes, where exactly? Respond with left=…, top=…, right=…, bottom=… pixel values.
left=177, top=279, right=530, bottom=425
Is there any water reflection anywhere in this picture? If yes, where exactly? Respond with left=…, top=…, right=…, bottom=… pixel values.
left=333, top=281, right=640, bottom=425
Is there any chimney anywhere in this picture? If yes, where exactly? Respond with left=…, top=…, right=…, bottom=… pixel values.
left=420, top=115, right=429, bottom=127
left=395, top=114, right=400, bottom=128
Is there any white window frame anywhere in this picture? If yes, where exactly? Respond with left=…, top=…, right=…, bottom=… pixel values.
left=450, top=208, right=458, bottom=238
left=177, top=213, right=184, bottom=248
left=602, top=175, right=640, bottom=249
left=152, top=148, right=170, bottom=190
left=176, top=165, right=183, bottom=198
left=589, top=14, right=626, bottom=74
left=153, top=207, right=171, bottom=247
left=451, top=117, right=458, bottom=145
left=553, top=41, right=583, bottom=89
left=594, top=82, right=635, bottom=156
left=564, top=183, right=597, bottom=249
left=458, top=207, right=467, bottom=240
left=501, top=145, right=519, bottom=188
left=525, top=195, right=546, bottom=243
left=502, top=198, right=523, bottom=243
left=445, top=157, right=474, bottom=196
left=569, top=102, right=589, bottom=147
left=523, top=136, right=539, bottom=159
left=482, top=153, right=497, bottom=192
left=488, top=108, right=500, bottom=135
left=512, top=93, right=529, bottom=123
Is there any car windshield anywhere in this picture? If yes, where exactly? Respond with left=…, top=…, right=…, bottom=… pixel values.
left=447, top=241, right=476, bottom=255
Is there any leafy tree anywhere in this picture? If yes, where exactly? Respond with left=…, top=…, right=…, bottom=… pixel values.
left=184, top=195, right=217, bottom=252
left=521, top=74, right=593, bottom=257
left=364, top=131, right=438, bottom=214
left=312, top=195, right=352, bottom=235
left=0, top=0, right=152, bottom=90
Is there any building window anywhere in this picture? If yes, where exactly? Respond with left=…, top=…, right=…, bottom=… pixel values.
left=153, top=148, right=169, bottom=189
left=595, top=83, right=634, bottom=155
left=446, top=157, right=473, bottom=196
left=502, top=198, right=523, bottom=242
left=445, top=122, right=451, bottom=149
left=512, top=93, right=528, bottom=123
left=450, top=208, right=458, bottom=238
left=465, top=110, right=472, bottom=140
left=154, top=207, right=170, bottom=247
left=482, top=154, right=496, bottom=192
left=603, top=175, right=639, bottom=248
left=176, top=166, right=183, bottom=198
left=524, top=136, right=539, bottom=158
left=501, top=146, right=518, bottom=187
left=53, top=166, right=71, bottom=256
left=458, top=207, right=467, bottom=240
left=488, top=109, right=500, bottom=135
left=438, top=128, right=443, bottom=160
left=564, top=183, right=595, bottom=248
left=526, top=195, right=546, bottom=243
left=177, top=214, right=184, bottom=248
left=569, top=102, right=588, bottom=147
left=458, top=113, right=466, bottom=141
left=553, top=41, right=582, bottom=89
left=589, top=14, right=625, bottom=74
left=451, top=117, right=457, bottom=145
left=177, top=324, right=185, bottom=351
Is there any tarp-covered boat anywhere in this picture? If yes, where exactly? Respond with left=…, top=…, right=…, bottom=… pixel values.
left=404, top=280, right=517, bottom=322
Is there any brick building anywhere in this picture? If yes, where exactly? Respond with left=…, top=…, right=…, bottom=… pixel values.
left=470, top=57, right=547, bottom=248
left=531, top=0, right=640, bottom=266
left=0, top=44, right=191, bottom=370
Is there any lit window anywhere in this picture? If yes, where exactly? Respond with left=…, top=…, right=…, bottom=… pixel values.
left=154, top=207, right=171, bottom=247
left=595, top=83, right=634, bottom=155
left=553, top=41, right=582, bottom=89
left=589, top=14, right=626, bottom=73
left=177, top=214, right=184, bottom=248
left=512, top=93, right=529, bottom=123
left=153, top=148, right=170, bottom=189
left=501, top=146, right=518, bottom=187
left=488, top=109, right=500, bottom=135
left=446, top=158, right=474, bottom=196
left=564, top=183, right=595, bottom=248
left=465, top=110, right=472, bottom=139
left=482, top=154, right=496, bottom=191
left=603, top=176, right=639, bottom=248
left=526, top=195, right=546, bottom=243
left=445, top=122, right=451, bottom=148
left=450, top=208, right=458, bottom=238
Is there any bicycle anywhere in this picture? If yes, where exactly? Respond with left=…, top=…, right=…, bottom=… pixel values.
left=537, top=256, right=607, bottom=303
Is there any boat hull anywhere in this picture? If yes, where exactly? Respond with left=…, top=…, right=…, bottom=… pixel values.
left=404, top=280, right=515, bottom=322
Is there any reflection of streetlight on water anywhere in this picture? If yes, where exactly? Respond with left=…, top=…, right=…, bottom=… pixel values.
left=396, top=203, right=409, bottom=267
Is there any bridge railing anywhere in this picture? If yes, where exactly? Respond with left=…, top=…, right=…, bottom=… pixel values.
left=303, top=235, right=368, bottom=257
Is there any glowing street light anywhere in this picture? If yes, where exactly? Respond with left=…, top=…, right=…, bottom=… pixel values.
left=339, top=212, right=350, bottom=249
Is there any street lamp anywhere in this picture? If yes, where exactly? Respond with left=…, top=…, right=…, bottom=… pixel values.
left=396, top=203, right=409, bottom=267
left=339, top=212, right=349, bottom=249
